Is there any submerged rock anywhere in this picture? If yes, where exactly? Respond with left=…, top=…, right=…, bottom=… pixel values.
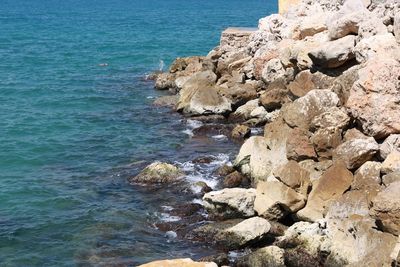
left=138, top=258, right=217, bottom=267
left=129, top=162, right=184, bottom=184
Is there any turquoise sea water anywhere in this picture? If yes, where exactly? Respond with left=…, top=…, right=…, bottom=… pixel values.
left=0, top=0, right=276, bottom=265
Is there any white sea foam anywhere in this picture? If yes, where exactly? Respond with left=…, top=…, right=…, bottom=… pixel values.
left=159, top=213, right=181, bottom=222
left=165, top=230, right=177, bottom=239
left=211, top=134, right=228, bottom=141
left=182, top=119, right=203, bottom=137
left=251, top=127, right=263, bottom=135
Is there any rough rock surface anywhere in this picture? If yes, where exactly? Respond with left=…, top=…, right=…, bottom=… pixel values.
left=129, top=162, right=184, bottom=184
left=203, top=188, right=256, bottom=219
left=380, top=134, right=400, bottom=160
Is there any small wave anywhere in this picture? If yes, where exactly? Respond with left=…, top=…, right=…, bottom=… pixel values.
left=181, top=119, right=203, bottom=137
left=165, top=230, right=177, bottom=239
left=211, top=134, right=228, bottom=141
left=159, top=213, right=181, bottom=222
left=251, top=127, right=263, bottom=135
left=146, top=96, right=155, bottom=99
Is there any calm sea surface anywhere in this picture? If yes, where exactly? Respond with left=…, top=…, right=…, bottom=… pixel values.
left=0, top=0, right=276, bottom=265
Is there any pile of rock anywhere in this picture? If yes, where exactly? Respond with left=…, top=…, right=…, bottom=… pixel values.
left=142, top=0, right=400, bottom=265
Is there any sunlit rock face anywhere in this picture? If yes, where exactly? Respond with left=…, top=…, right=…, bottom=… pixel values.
left=279, top=0, right=300, bottom=14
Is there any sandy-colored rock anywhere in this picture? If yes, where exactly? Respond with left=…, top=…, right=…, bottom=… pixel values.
left=311, top=127, right=342, bottom=159
left=325, top=190, right=370, bottom=220
left=354, top=34, right=399, bottom=63
left=230, top=99, right=259, bottom=121
left=273, top=160, right=311, bottom=196
left=138, top=258, right=217, bottom=267
left=346, top=58, right=400, bottom=139
left=222, top=217, right=271, bottom=248
left=328, top=11, right=366, bottom=40
left=333, top=137, right=379, bottom=170
left=282, top=89, right=340, bottom=130
left=343, top=128, right=368, bottom=142
left=286, top=127, right=317, bottom=161
left=299, top=159, right=333, bottom=184
left=203, top=188, right=256, bottom=219
left=297, top=161, right=353, bottom=221
left=308, top=35, right=355, bottom=68
left=351, top=161, right=382, bottom=199
left=129, top=162, right=184, bottom=184
left=309, top=107, right=350, bottom=131
left=287, top=70, right=315, bottom=99
left=260, top=88, right=290, bottom=111
left=153, top=95, right=179, bottom=107
left=371, top=181, right=400, bottom=235
left=383, top=172, right=400, bottom=187
left=380, top=134, right=400, bottom=160
left=238, top=246, right=285, bottom=267
left=255, top=180, right=306, bottom=220
left=395, top=12, right=400, bottom=43
left=381, top=150, right=400, bottom=174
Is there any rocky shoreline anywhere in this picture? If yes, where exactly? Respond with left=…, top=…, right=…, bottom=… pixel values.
left=136, top=0, right=400, bottom=266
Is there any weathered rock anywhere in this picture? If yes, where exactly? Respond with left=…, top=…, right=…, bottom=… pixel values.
left=273, top=160, right=311, bottom=196
left=346, top=58, right=400, bottom=139
left=230, top=99, right=259, bottom=121
left=203, top=188, right=256, bottom=219
left=351, top=161, right=382, bottom=198
left=199, top=254, right=229, bottom=267
left=287, top=70, right=315, bottom=99
left=325, top=190, right=370, bottom=220
left=381, top=150, right=400, bottom=174
left=155, top=72, right=177, bottom=90
left=254, top=179, right=306, bottom=220
left=221, top=217, right=271, bottom=248
left=261, top=58, right=290, bottom=85
left=371, top=181, right=400, bottom=235
left=237, top=246, right=285, bottom=267
left=309, top=107, right=350, bottom=132
left=295, top=14, right=328, bottom=40
left=343, top=128, right=368, bottom=142
left=176, top=71, right=232, bottom=115
left=218, top=83, right=258, bottom=108
left=153, top=95, right=179, bottom=107
left=223, top=171, right=249, bottom=188
left=231, top=125, right=251, bottom=140
left=214, top=164, right=235, bottom=177
left=380, top=134, right=400, bottom=160
left=260, top=88, right=290, bottom=111
left=282, top=89, right=340, bottom=130
left=129, top=162, right=184, bottom=184
left=395, top=12, right=400, bottom=43
left=354, top=33, right=399, bottom=63
left=299, top=159, right=333, bottom=184
left=383, top=172, right=400, bottom=186
left=308, top=35, right=356, bottom=68
left=286, top=128, right=317, bottom=161
left=311, top=127, right=342, bottom=159
left=332, top=137, right=379, bottom=170
left=328, top=11, right=366, bottom=40
left=297, top=161, right=353, bottom=221
left=138, top=258, right=217, bottom=267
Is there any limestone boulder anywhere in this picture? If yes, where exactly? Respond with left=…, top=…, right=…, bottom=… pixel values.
left=381, top=150, right=400, bottom=174
left=254, top=179, right=306, bottom=220
left=343, top=128, right=368, bottom=142
left=129, top=162, right=184, bottom=184
left=328, top=11, right=366, bottom=40
left=138, top=258, right=217, bottom=267
left=379, top=134, right=400, bottom=160
left=395, top=12, right=400, bottom=43
left=371, top=181, right=400, bottom=235
left=309, top=107, right=350, bottom=132
left=325, top=190, right=370, bottom=220
left=273, top=160, right=311, bottom=196
left=297, top=161, right=353, bottom=221
left=308, top=35, right=356, bottom=68
left=230, top=99, right=259, bottom=121
left=311, top=127, right=342, bottom=159
left=176, top=71, right=232, bottom=115
left=346, top=58, right=400, bottom=139
left=287, top=70, right=315, bottom=99
left=218, top=83, right=258, bottom=108
left=202, top=188, right=256, bottom=219
left=351, top=161, right=382, bottom=199
left=237, top=246, right=285, bottom=267
left=354, top=34, right=399, bottom=63
left=286, top=127, right=317, bottom=161
left=299, top=159, right=333, bottom=184
left=220, top=217, right=271, bottom=248
left=282, top=89, right=340, bottom=130
left=261, top=58, right=288, bottom=85
left=153, top=95, right=179, bottom=107
left=332, top=137, right=379, bottom=170
left=383, top=172, right=400, bottom=187
left=223, top=171, right=250, bottom=188
left=260, top=88, right=290, bottom=111
left=231, top=124, right=251, bottom=140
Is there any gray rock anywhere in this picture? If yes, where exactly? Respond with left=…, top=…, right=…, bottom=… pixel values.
left=129, top=162, right=184, bottom=184
left=379, top=134, right=400, bottom=160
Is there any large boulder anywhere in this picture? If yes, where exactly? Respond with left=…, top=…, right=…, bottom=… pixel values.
left=354, top=34, right=399, bottom=63
left=286, top=128, right=317, bottom=161
left=297, top=161, right=353, bottom=221
left=254, top=179, right=306, bottom=220
left=282, top=89, right=340, bottom=130
left=237, top=246, right=285, bottom=267
left=202, top=188, right=256, bottom=219
left=273, top=160, right=311, bottom=196
left=381, top=150, right=400, bottom=175
left=346, top=58, right=400, bottom=139
left=332, top=137, right=379, bottom=170
left=176, top=71, right=232, bottom=115
left=309, top=107, right=350, bottom=131
left=370, top=181, right=400, bottom=235
left=308, top=35, right=356, bottom=68
left=138, top=258, right=217, bottom=267
left=328, top=11, right=366, bottom=40
left=230, top=99, right=259, bottom=121
left=380, top=134, right=400, bottom=160
left=221, top=217, right=271, bottom=248
left=129, top=162, right=184, bottom=184
left=351, top=161, right=382, bottom=199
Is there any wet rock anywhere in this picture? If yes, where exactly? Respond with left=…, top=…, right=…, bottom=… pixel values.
left=282, top=89, right=340, bottom=130
left=203, top=188, right=256, bottom=219
left=170, top=203, right=203, bottom=217
left=129, top=162, right=184, bottom=184
left=237, top=246, right=285, bottom=267
left=308, top=35, right=355, bottom=68
left=231, top=125, right=251, bottom=140
left=273, top=160, right=311, bottom=196
left=192, top=156, right=215, bottom=164
left=194, top=181, right=213, bottom=194
left=214, top=164, right=235, bottom=177
left=297, top=161, right=353, bottom=221
left=381, top=150, right=400, bottom=174
left=230, top=99, right=259, bottom=121
left=332, top=137, right=379, bottom=170
left=153, top=95, right=179, bottom=107
left=371, top=182, right=400, bottom=235
left=138, top=258, right=217, bottom=267
left=380, top=134, right=400, bottom=160
left=188, top=219, right=243, bottom=243
left=223, top=171, right=250, bottom=188
left=254, top=179, right=306, bottom=220
left=346, top=57, right=400, bottom=139
left=192, top=124, right=232, bottom=138
left=199, top=253, right=229, bottom=266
